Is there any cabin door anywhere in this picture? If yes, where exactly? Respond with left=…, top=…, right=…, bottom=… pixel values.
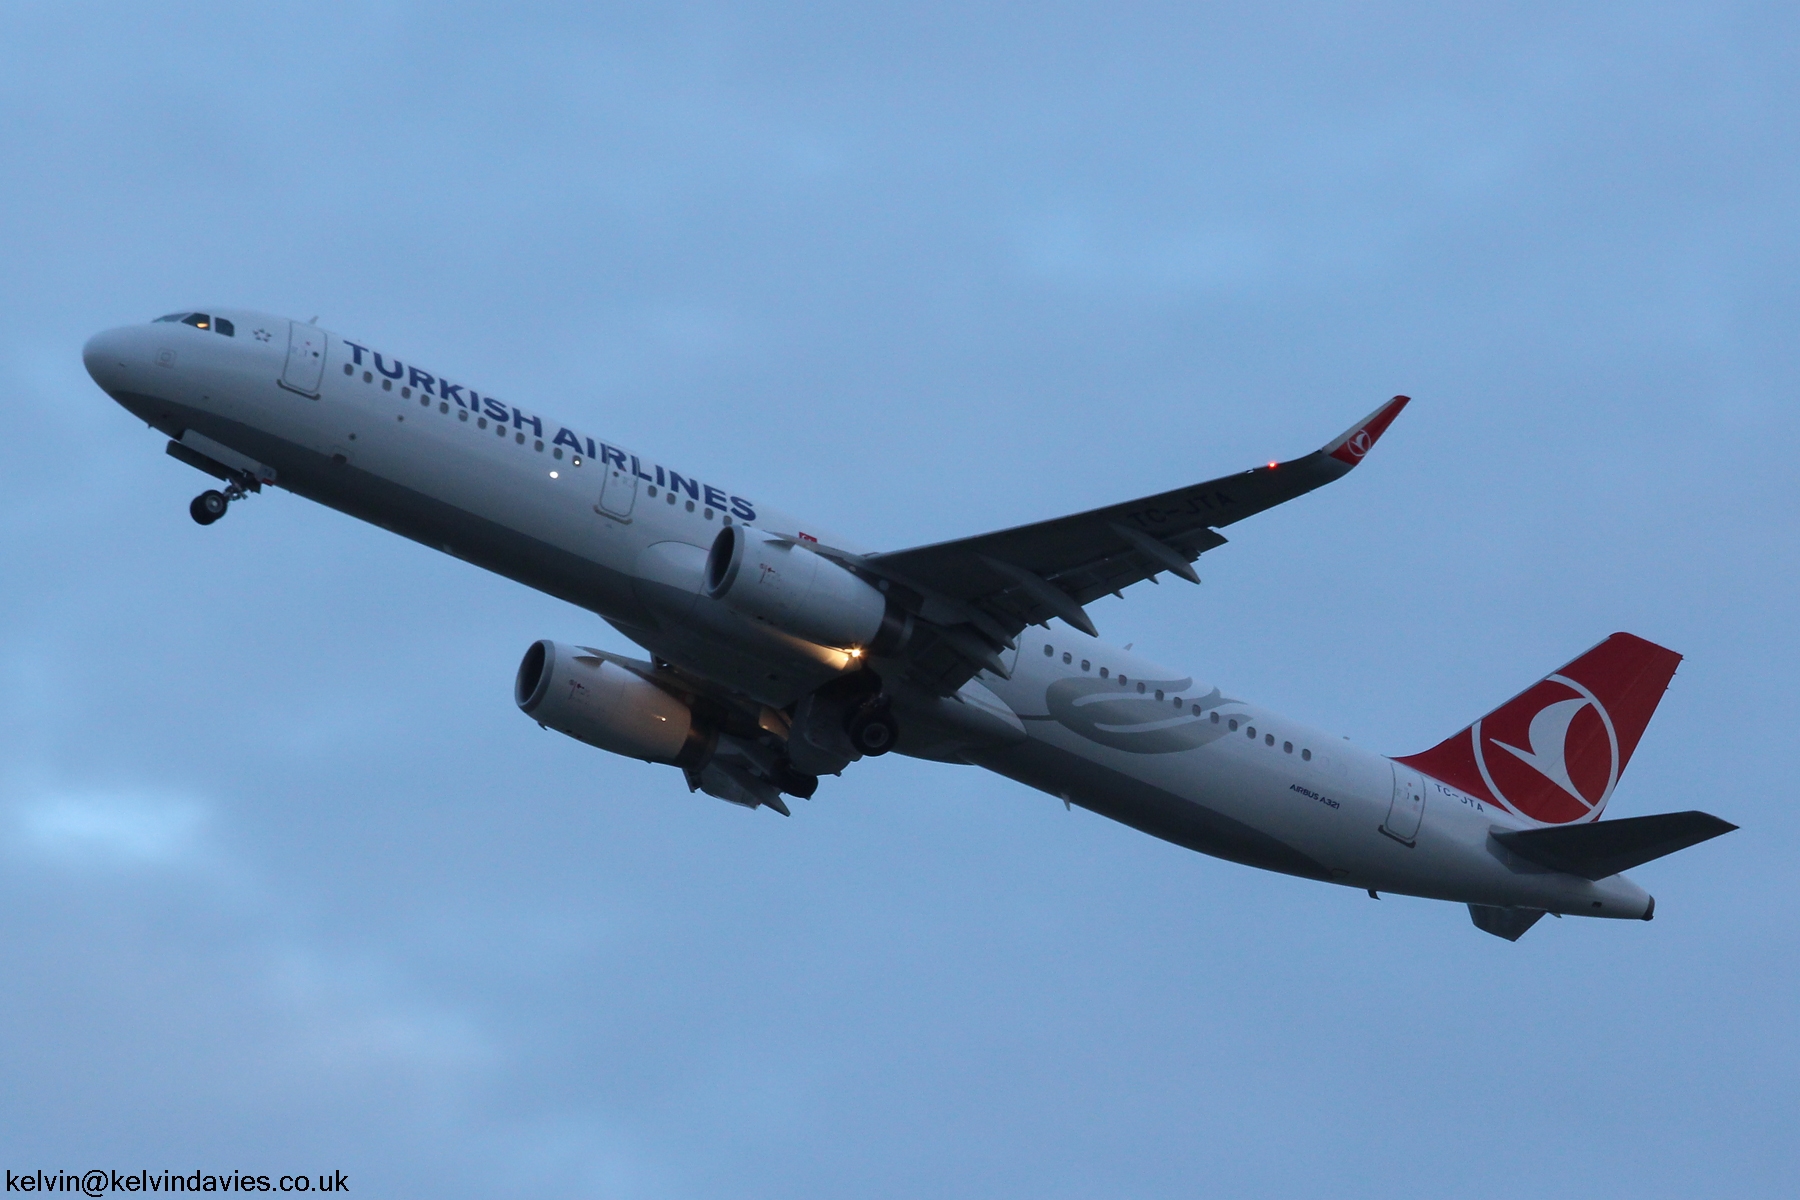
left=281, top=321, right=327, bottom=395
left=1382, top=763, right=1426, bottom=846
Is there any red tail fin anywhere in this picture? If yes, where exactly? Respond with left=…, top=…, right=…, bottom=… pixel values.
left=1396, top=633, right=1682, bottom=825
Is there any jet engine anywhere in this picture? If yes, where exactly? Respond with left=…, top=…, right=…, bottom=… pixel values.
left=515, top=640, right=713, bottom=767
left=704, top=525, right=909, bottom=653
left=514, top=639, right=818, bottom=813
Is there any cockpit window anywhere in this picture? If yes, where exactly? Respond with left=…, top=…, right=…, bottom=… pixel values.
left=155, top=313, right=189, bottom=323
left=176, top=312, right=234, bottom=336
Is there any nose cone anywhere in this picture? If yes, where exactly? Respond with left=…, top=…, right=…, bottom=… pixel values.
left=83, top=326, right=139, bottom=395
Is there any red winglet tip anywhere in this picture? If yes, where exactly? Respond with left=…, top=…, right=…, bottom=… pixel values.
left=1327, top=395, right=1410, bottom=466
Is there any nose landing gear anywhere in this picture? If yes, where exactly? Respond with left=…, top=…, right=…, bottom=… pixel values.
left=189, top=480, right=251, bottom=526
left=189, top=490, right=228, bottom=524
left=167, top=437, right=266, bottom=527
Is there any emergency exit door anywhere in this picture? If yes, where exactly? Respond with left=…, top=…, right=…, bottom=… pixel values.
left=595, top=459, right=637, bottom=520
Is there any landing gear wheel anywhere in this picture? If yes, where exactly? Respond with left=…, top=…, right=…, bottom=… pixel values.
left=847, top=705, right=899, bottom=757
left=190, top=490, right=228, bottom=525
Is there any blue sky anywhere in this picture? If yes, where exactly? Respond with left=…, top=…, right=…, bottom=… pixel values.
left=2, top=4, right=1794, bottom=1196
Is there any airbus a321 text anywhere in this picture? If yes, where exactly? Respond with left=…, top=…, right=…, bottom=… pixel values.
left=83, top=309, right=1735, bottom=940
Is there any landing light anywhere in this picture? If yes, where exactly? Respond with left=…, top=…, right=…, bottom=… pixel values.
left=549, top=471, right=559, bottom=479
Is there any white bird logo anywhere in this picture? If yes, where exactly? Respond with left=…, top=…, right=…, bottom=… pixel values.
left=1491, top=697, right=1597, bottom=808
left=1471, top=674, right=1620, bottom=823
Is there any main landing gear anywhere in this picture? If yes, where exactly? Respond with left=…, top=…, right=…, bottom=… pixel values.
left=847, top=700, right=899, bottom=757
left=189, top=480, right=251, bottom=526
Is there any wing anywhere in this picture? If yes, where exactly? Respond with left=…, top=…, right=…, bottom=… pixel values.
left=858, top=396, right=1409, bottom=691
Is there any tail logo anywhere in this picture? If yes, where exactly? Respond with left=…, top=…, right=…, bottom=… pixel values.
left=1471, top=674, right=1619, bottom=824
left=1345, top=429, right=1374, bottom=458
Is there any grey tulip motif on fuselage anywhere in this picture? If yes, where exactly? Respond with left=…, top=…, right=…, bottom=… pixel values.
left=1045, top=675, right=1243, bottom=754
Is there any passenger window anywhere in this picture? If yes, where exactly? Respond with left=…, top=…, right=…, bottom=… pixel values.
left=666, top=492, right=676, bottom=505
left=1043, top=645, right=1053, bottom=656
left=704, top=508, right=714, bottom=520
left=363, top=371, right=372, bottom=383
left=535, top=440, right=544, bottom=452
left=1210, top=711, right=1219, bottom=723
left=439, top=402, right=448, bottom=414
left=343, top=364, right=353, bottom=376
left=1154, top=690, right=1163, bottom=701
left=515, top=432, right=525, bottom=444
left=1118, top=675, right=1127, bottom=686
left=214, top=318, right=234, bottom=336
left=1099, top=667, right=1108, bottom=678
left=1062, top=652, right=1072, bottom=664
left=402, top=387, right=412, bottom=398
left=382, top=379, right=392, bottom=391
left=1265, top=734, right=1274, bottom=746
left=648, top=486, right=657, bottom=497
left=496, top=425, right=505, bottom=437
left=1228, top=719, right=1238, bottom=731
left=181, top=313, right=212, bottom=331
left=1136, top=682, right=1146, bottom=694
left=1301, top=749, right=1312, bottom=761
left=1283, top=741, right=1293, bottom=753
left=478, top=417, right=487, bottom=429
left=685, top=499, right=695, bottom=512
left=572, top=456, right=582, bottom=466
left=1080, top=660, right=1090, bottom=672
left=458, top=409, right=468, bottom=422
left=1247, top=726, right=1256, bottom=738
left=553, top=448, right=563, bottom=459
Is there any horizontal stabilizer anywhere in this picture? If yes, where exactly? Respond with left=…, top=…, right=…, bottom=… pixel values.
left=1491, top=811, right=1736, bottom=881
left=1468, top=904, right=1547, bottom=941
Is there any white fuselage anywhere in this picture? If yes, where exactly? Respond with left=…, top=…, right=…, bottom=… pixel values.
left=83, top=310, right=1652, bottom=920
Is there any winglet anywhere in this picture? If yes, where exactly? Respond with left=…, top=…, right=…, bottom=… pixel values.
left=1323, top=395, right=1410, bottom=466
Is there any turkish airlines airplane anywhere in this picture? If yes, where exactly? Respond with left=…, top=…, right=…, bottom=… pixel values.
left=83, top=309, right=1734, bottom=940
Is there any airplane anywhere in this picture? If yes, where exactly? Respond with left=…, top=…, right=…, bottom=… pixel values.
left=81, top=308, right=1735, bottom=940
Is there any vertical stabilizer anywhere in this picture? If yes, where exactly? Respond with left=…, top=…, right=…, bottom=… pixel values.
left=1398, top=633, right=1681, bottom=825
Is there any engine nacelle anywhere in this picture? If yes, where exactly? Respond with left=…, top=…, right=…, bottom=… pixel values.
left=704, top=525, right=906, bottom=652
left=515, top=640, right=712, bottom=766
